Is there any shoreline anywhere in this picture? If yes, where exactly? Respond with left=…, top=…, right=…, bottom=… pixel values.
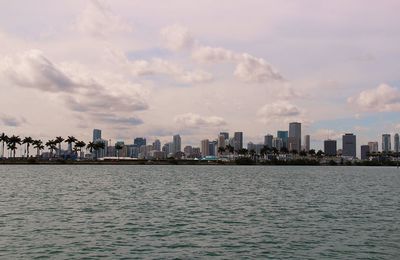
left=0, top=158, right=398, bottom=167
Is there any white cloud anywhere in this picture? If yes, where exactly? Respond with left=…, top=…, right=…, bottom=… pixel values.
left=191, top=44, right=283, bottom=83
left=129, top=58, right=213, bottom=84
left=75, top=0, right=132, bottom=38
left=160, top=24, right=194, bottom=51
left=311, top=129, right=342, bottom=141
left=174, top=113, right=226, bottom=128
left=0, top=49, right=149, bottom=127
left=0, top=50, right=75, bottom=92
left=257, top=101, right=301, bottom=119
left=347, top=84, right=400, bottom=112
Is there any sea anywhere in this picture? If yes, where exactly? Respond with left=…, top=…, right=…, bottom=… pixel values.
left=0, top=165, right=399, bottom=259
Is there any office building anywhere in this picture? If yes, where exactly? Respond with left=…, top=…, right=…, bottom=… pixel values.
left=184, top=146, right=193, bottom=157
left=360, top=145, right=370, bottom=160
left=172, top=134, right=181, bottom=154
left=234, top=132, right=243, bottom=151
left=201, top=139, right=210, bottom=157
left=209, top=141, right=217, bottom=156
left=272, top=137, right=283, bottom=151
left=395, top=133, right=399, bottom=153
left=219, top=132, right=229, bottom=140
left=134, top=137, right=146, bottom=148
left=93, top=129, right=101, bottom=141
left=218, top=134, right=226, bottom=148
left=382, top=134, right=391, bottom=152
left=368, top=142, right=379, bottom=153
left=289, top=122, right=301, bottom=152
left=277, top=131, right=288, bottom=148
left=304, top=135, right=310, bottom=152
left=324, top=140, right=337, bottom=156
left=152, top=139, right=161, bottom=151
left=342, top=133, right=356, bottom=158
left=264, top=134, right=273, bottom=148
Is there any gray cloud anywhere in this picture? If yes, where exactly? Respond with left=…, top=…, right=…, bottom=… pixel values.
left=0, top=114, right=27, bottom=127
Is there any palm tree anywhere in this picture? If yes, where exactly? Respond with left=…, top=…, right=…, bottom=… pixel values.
left=115, top=143, right=123, bottom=160
left=55, top=136, right=64, bottom=157
left=226, top=144, right=234, bottom=160
left=217, top=146, right=226, bottom=157
left=7, top=135, right=22, bottom=158
left=0, top=133, right=8, bottom=158
left=32, top=140, right=44, bottom=157
left=75, top=141, right=86, bottom=159
left=86, top=141, right=96, bottom=155
left=249, top=149, right=256, bottom=161
left=95, top=142, right=105, bottom=159
left=45, top=140, right=57, bottom=158
left=65, top=136, right=77, bottom=155
left=22, top=136, right=33, bottom=158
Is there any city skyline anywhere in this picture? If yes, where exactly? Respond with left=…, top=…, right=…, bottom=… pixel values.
left=1, top=1, right=400, bottom=150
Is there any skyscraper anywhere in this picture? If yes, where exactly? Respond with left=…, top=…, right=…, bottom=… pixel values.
left=324, top=139, right=337, bottom=156
left=218, top=134, right=226, bottom=148
left=234, top=132, right=243, bottom=152
left=134, top=137, right=146, bottom=148
left=219, top=132, right=229, bottom=140
left=264, top=134, right=273, bottom=148
left=152, top=139, right=161, bottom=151
left=382, top=134, right=391, bottom=152
left=93, top=129, right=101, bottom=142
left=201, top=139, right=210, bottom=157
left=368, top=142, right=379, bottom=153
left=360, top=145, right=370, bottom=160
left=172, top=134, right=181, bottom=154
left=277, top=131, right=288, bottom=148
left=394, top=133, right=399, bottom=153
left=342, top=133, right=356, bottom=158
left=288, top=122, right=301, bottom=152
left=304, top=135, right=310, bottom=152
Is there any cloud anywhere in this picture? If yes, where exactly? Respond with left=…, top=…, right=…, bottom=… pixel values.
left=192, top=46, right=282, bottom=83
left=0, top=50, right=75, bottom=92
left=347, top=84, right=400, bottom=112
left=257, top=101, right=301, bottom=119
left=0, top=114, right=27, bottom=127
left=75, top=0, right=132, bottom=38
left=160, top=25, right=194, bottom=51
left=174, top=113, right=226, bottom=128
left=311, top=129, right=342, bottom=141
left=129, top=58, right=213, bottom=83
left=0, top=49, right=149, bottom=127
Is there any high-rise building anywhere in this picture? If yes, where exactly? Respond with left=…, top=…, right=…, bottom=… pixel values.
left=209, top=141, right=217, bottom=156
left=289, top=122, right=301, bottom=152
left=234, top=132, right=243, bottom=152
left=277, top=131, right=288, bottom=148
left=247, top=142, right=256, bottom=152
left=394, top=133, right=399, bottom=153
left=93, top=129, right=101, bottom=142
left=219, top=132, right=229, bottom=140
left=324, top=139, right=337, bottom=156
left=134, top=137, right=146, bottom=148
left=368, top=142, right=379, bottom=153
left=304, top=135, right=310, bottom=152
left=201, top=139, right=210, bottom=157
left=382, top=134, right=391, bottom=152
left=360, top=145, right=370, bottom=160
left=172, top=134, right=181, bottom=154
left=152, top=139, right=161, bottom=151
left=218, top=135, right=226, bottom=148
left=184, top=146, right=193, bottom=157
left=264, top=134, right=273, bottom=148
left=342, top=133, right=356, bottom=158
left=272, top=137, right=283, bottom=151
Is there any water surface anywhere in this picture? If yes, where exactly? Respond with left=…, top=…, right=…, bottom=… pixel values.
left=0, top=165, right=399, bottom=259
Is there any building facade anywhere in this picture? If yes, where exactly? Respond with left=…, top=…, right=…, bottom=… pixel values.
left=360, top=145, right=370, bottom=160
left=382, top=134, right=391, bottom=152
left=324, top=140, right=337, bottom=156
left=288, top=122, right=301, bottom=152
left=342, top=133, right=356, bottom=158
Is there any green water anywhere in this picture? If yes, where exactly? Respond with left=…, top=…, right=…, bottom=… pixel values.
left=0, top=165, right=399, bottom=259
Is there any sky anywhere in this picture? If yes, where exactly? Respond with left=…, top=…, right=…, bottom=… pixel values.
left=0, top=0, right=400, bottom=150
